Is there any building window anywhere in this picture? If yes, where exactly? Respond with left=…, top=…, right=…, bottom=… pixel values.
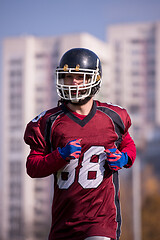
left=9, top=138, right=22, bottom=152
left=129, top=105, right=140, bottom=114
left=9, top=59, right=22, bottom=66
left=9, top=161, right=21, bottom=175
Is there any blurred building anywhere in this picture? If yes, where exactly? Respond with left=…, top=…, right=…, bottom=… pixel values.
left=107, top=21, right=160, bottom=148
left=2, top=21, right=160, bottom=240
left=1, top=33, right=110, bottom=240
left=107, top=22, right=160, bottom=240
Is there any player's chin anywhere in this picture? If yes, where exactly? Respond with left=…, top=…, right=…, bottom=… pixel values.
left=71, top=96, right=92, bottom=106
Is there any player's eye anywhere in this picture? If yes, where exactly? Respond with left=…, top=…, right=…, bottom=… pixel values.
left=65, top=74, right=72, bottom=78
left=77, top=75, right=84, bottom=80
left=86, top=74, right=92, bottom=82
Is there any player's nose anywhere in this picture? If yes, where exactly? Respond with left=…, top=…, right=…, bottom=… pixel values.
left=72, top=78, right=80, bottom=85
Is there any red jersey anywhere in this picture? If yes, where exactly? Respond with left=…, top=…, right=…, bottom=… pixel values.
left=24, top=100, right=136, bottom=240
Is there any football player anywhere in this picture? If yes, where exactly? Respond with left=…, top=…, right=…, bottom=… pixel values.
left=24, top=48, right=136, bottom=240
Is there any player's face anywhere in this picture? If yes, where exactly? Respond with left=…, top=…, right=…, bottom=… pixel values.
left=57, top=73, right=94, bottom=101
left=64, top=73, right=89, bottom=86
left=63, top=73, right=92, bottom=98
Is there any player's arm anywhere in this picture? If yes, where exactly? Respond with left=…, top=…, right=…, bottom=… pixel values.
left=118, top=131, right=136, bottom=168
left=24, top=119, right=68, bottom=178
left=26, top=149, right=68, bottom=178
left=26, top=139, right=82, bottom=178
left=105, top=132, right=136, bottom=171
left=24, top=113, right=81, bottom=178
left=26, top=139, right=81, bottom=178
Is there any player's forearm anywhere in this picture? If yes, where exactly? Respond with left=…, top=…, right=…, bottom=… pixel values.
left=118, top=132, right=136, bottom=168
left=26, top=149, right=68, bottom=178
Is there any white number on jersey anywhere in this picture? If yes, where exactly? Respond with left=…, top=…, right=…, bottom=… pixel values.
left=57, top=159, right=79, bottom=189
left=57, top=146, right=106, bottom=189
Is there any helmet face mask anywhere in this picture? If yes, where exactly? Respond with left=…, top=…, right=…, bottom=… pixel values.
left=56, top=70, right=101, bottom=101
left=56, top=48, right=102, bottom=102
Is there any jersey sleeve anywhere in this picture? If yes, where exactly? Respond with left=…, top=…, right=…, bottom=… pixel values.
left=24, top=120, right=46, bottom=153
left=116, top=108, right=136, bottom=167
left=121, top=109, right=132, bottom=136
left=118, top=132, right=136, bottom=168
left=26, top=149, right=68, bottom=178
left=24, top=110, right=52, bottom=153
left=24, top=112, right=68, bottom=178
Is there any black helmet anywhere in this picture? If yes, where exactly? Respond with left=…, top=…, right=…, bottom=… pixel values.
left=56, top=48, right=102, bottom=102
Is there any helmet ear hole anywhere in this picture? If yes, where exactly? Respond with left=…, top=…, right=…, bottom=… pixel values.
left=91, top=82, right=101, bottom=96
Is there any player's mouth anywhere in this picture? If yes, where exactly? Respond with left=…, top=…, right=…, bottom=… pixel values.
left=71, top=89, right=88, bottom=96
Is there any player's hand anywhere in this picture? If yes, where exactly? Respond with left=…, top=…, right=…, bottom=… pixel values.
left=105, top=148, right=128, bottom=171
left=58, top=139, right=82, bottom=161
